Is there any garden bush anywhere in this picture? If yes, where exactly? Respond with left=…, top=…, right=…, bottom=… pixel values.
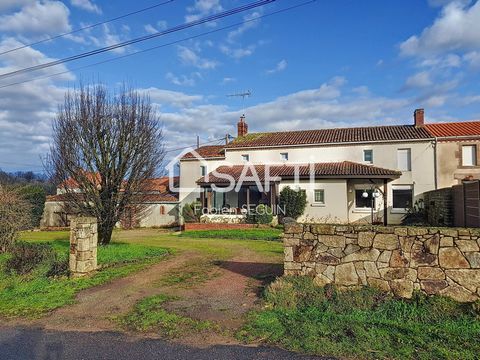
left=5, top=241, right=67, bottom=276
left=182, top=201, right=202, bottom=223
left=0, top=187, right=31, bottom=252
left=279, top=186, right=307, bottom=220
left=246, top=204, right=274, bottom=224
left=18, top=185, right=46, bottom=228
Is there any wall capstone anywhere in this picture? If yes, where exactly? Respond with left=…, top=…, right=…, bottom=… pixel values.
left=283, top=222, right=480, bottom=302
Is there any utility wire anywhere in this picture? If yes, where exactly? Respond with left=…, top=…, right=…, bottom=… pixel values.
left=0, top=0, right=176, bottom=57
left=0, top=0, right=316, bottom=89
left=0, top=0, right=275, bottom=80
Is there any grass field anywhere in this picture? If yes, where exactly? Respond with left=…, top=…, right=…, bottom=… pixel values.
left=239, top=276, right=480, bottom=360
left=179, top=228, right=282, bottom=241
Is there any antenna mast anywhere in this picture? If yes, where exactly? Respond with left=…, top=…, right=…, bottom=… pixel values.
left=227, top=90, right=251, bottom=116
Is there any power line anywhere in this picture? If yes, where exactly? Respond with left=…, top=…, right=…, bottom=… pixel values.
left=0, top=0, right=176, bottom=57
left=0, top=0, right=317, bottom=89
left=0, top=0, right=275, bottom=80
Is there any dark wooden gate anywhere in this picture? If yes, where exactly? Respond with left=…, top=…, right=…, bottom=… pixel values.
left=453, top=181, right=480, bottom=227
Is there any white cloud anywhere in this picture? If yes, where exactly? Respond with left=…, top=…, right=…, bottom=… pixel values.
left=88, top=24, right=128, bottom=54
left=266, top=59, right=288, bottom=74
left=0, top=38, right=74, bottom=171
left=221, top=77, right=236, bottom=84
left=185, top=0, right=223, bottom=22
left=166, top=72, right=201, bottom=87
left=0, top=1, right=71, bottom=36
left=143, top=88, right=203, bottom=108
left=177, top=46, right=218, bottom=69
left=144, top=20, right=168, bottom=34
left=219, top=44, right=255, bottom=59
left=227, top=10, right=263, bottom=42
left=0, top=0, right=34, bottom=12
left=404, top=71, right=433, bottom=89
left=400, top=1, right=480, bottom=56
left=70, top=0, right=101, bottom=14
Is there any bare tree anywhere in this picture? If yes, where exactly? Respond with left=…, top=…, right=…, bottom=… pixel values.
left=47, top=83, right=165, bottom=245
left=0, top=186, right=31, bottom=252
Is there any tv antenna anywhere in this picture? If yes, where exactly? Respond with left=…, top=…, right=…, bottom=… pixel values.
left=227, top=90, right=251, bottom=116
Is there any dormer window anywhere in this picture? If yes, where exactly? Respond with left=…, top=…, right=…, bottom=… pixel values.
left=280, top=152, right=288, bottom=161
left=241, top=154, right=249, bottom=162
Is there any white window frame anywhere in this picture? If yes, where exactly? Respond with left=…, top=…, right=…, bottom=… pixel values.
left=391, top=184, right=413, bottom=213
left=241, top=154, right=250, bottom=162
left=313, top=189, right=325, bottom=206
left=363, top=149, right=373, bottom=164
left=462, top=145, right=477, bottom=166
left=280, top=152, right=289, bottom=161
left=397, top=148, right=411, bottom=171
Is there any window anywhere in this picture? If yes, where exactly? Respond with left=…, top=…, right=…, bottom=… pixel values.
left=462, top=145, right=477, bottom=166
left=200, top=165, right=206, bottom=176
left=397, top=148, right=411, bottom=171
left=159, top=205, right=165, bottom=215
left=392, top=185, right=413, bottom=211
left=355, top=189, right=375, bottom=209
left=241, top=154, right=249, bottom=162
left=363, top=149, right=373, bottom=163
left=280, top=152, right=289, bottom=161
left=314, top=189, right=325, bottom=204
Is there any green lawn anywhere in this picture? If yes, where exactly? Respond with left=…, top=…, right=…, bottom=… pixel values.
left=239, top=276, right=480, bottom=360
left=179, top=228, right=282, bottom=241
left=0, top=231, right=168, bottom=318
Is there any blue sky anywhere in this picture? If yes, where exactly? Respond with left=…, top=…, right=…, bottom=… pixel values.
left=1, top=0, right=480, bottom=171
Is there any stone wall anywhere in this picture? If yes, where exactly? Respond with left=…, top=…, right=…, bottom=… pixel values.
left=423, top=187, right=453, bottom=226
left=284, top=222, right=480, bottom=302
left=69, top=217, right=98, bottom=277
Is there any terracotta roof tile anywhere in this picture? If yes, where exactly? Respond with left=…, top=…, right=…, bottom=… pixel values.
left=227, top=125, right=432, bottom=148
left=424, top=121, right=480, bottom=138
left=197, top=161, right=401, bottom=184
left=182, top=145, right=225, bottom=159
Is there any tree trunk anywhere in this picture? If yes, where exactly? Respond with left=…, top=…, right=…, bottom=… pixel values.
left=98, top=217, right=115, bottom=245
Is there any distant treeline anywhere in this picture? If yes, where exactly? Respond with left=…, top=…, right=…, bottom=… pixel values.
left=0, top=170, right=56, bottom=228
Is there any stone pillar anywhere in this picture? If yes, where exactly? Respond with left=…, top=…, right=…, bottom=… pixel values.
left=69, top=217, right=98, bottom=277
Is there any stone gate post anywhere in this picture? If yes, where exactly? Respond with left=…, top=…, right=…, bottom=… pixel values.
left=69, top=217, right=98, bottom=277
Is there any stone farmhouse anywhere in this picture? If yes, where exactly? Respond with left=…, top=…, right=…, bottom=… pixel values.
left=179, top=109, right=480, bottom=225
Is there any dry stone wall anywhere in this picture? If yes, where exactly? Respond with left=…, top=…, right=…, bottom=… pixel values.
left=69, top=217, right=98, bottom=277
left=283, top=222, right=480, bottom=302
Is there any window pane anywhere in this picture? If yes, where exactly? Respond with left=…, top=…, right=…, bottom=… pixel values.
left=242, top=154, right=249, bottom=161
left=393, top=189, right=412, bottom=209
left=281, top=152, right=288, bottom=161
left=462, top=145, right=476, bottom=166
left=397, top=149, right=411, bottom=171
left=363, top=150, right=373, bottom=163
left=355, top=189, right=374, bottom=208
left=314, top=189, right=324, bottom=203
left=200, top=166, right=206, bottom=176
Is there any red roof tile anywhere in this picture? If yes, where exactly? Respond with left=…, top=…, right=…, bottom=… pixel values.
left=226, top=125, right=432, bottom=148
left=197, top=161, right=401, bottom=184
left=182, top=145, right=225, bottom=159
left=424, top=121, right=480, bottom=138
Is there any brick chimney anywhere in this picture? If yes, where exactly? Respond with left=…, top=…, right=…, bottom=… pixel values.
left=237, top=115, right=248, bottom=137
left=414, top=108, right=424, bottom=127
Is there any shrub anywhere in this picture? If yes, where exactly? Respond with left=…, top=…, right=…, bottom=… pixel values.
left=5, top=241, right=69, bottom=277
left=182, top=201, right=202, bottom=223
left=0, top=186, right=31, bottom=252
left=279, top=186, right=307, bottom=220
left=246, top=204, right=274, bottom=224
left=18, top=185, right=46, bottom=228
